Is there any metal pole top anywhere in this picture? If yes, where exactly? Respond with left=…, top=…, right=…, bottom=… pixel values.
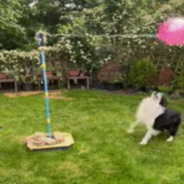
left=36, top=32, right=44, bottom=46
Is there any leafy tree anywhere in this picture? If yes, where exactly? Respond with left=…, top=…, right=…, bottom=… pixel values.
left=0, top=0, right=26, bottom=50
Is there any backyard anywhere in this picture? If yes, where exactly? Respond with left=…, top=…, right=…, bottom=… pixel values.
left=0, top=90, right=184, bottom=184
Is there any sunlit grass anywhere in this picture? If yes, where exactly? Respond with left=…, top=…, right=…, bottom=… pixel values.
left=0, top=90, right=184, bottom=184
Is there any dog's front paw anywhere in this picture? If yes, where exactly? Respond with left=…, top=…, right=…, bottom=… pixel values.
left=127, top=129, right=134, bottom=134
left=166, top=136, right=174, bottom=142
left=139, top=141, right=147, bottom=145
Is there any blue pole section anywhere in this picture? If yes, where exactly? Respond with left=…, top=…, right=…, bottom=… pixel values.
left=36, top=32, right=52, bottom=138
left=40, top=51, right=52, bottom=138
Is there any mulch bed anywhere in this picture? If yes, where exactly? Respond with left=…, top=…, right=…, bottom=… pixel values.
left=4, top=91, right=42, bottom=98
left=4, top=90, right=63, bottom=98
left=3, top=88, right=149, bottom=100
left=4, top=90, right=74, bottom=101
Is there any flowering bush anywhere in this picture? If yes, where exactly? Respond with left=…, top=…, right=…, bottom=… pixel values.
left=0, top=46, right=68, bottom=83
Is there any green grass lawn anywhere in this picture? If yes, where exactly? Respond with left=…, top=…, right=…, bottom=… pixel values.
left=0, top=90, right=184, bottom=184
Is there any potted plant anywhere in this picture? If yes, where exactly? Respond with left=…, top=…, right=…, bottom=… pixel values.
left=20, top=75, right=37, bottom=91
left=20, top=64, right=41, bottom=91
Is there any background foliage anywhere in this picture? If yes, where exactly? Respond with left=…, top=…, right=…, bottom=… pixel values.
left=0, top=0, right=184, bottom=89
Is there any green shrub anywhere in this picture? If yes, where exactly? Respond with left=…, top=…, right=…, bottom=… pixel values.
left=173, top=62, right=184, bottom=90
left=128, top=58, right=157, bottom=88
left=158, top=86, right=173, bottom=94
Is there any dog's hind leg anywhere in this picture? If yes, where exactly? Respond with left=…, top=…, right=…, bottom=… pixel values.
left=167, top=116, right=181, bottom=142
left=127, top=122, right=138, bottom=133
left=167, top=125, right=178, bottom=142
left=139, top=128, right=160, bottom=145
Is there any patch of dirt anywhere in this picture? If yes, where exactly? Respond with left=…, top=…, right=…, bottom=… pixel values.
left=49, top=95, right=74, bottom=101
left=49, top=90, right=64, bottom=95
left=4, top=90, right=64, bottom=98
left=4, top=91, right=42, bottom=98
left=48, top=90, right=73, bottom=101
left=4, top=90, right=74, bottom=101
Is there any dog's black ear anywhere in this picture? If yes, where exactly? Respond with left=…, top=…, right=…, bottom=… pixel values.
left=159, top=95, right=168, bottom=107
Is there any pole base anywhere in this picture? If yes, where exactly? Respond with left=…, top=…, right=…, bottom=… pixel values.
left=25, top=132, right=74, bottom=152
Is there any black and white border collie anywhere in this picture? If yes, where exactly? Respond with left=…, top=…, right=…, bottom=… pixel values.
left=128, top=92, right=182, bottom=145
